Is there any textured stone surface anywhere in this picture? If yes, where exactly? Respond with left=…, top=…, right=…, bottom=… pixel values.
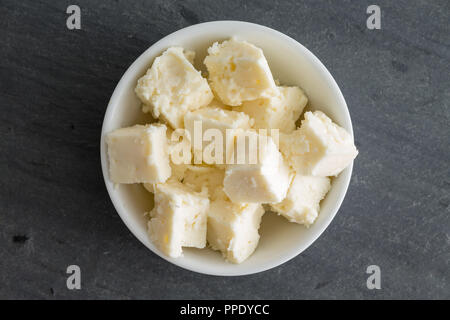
left=0, top=0, right=449, bottom=299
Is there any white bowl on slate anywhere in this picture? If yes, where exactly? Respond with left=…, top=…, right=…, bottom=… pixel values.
left=100, top=21, right=355, bottom=276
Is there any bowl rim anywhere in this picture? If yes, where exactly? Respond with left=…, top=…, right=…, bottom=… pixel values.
left=100, top=20, right=354, bottom=276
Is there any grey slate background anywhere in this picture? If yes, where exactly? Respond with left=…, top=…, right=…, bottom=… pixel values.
left=1, top=0, right=449, bottom=299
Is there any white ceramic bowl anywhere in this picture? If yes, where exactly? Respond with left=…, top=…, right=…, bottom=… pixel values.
left=100, top=21, right=354, bottom=276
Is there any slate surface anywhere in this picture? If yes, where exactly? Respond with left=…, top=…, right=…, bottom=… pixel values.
left=0, top=0, right=449, bottom=299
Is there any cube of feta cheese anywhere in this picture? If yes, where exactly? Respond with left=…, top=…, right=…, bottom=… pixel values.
left=148, top=180, right=209, bottom=258
left=207, top=199, right=264, bottom=263
left=238, top=86, right=308, bottom=134
left=182, top=165, right=228, bottom=201
left=146, top=164, right=227, bottom=201
left=280, top=111, right=358, bottom=176
left=106, top=124, right=171, bottom=184
left=204, top=38, right=278, bottom=106
left=135, top=47, right=213, bottom=129
left=184, top=107, right=253, bottom=165
left=143, top=162, right=189, bottom=193
left=223, top=130, right=292, bottom=203
left=143, top=127, right=192, bottom=193
left=270, top=175, right=331, bottom=226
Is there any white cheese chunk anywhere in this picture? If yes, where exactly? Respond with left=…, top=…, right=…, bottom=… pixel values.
left=270, top=174, right=331, bottom=226
left=279, top=111, right=358, bottom=176
left=144, top=164, right=227, bottom=202
left=207, top=200, right=264, bottom=263
left=223, top=131, right=292, bottom=203
left=204, top=38, right=278, bottom=106
left=182, top=165, right=227, bottom=201
left=148, top=180, right=209, bottom=258
left=143, top=126, right=192, bottom=192
left=135, top=47, right=213, bottom=129
left=106, top=124, right=171, bottom=184
left=239, top=86, right=308, bottom=134
left=143, top=162, right=188, bottom=193
left=184, top=107, right=253, bottom=165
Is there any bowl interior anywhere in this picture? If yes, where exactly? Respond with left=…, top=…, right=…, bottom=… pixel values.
left=100, top=21, right=353, bottom=276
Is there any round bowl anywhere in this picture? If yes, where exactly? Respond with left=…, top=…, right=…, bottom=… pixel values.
left=100, top=21, right=354, bottom=276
